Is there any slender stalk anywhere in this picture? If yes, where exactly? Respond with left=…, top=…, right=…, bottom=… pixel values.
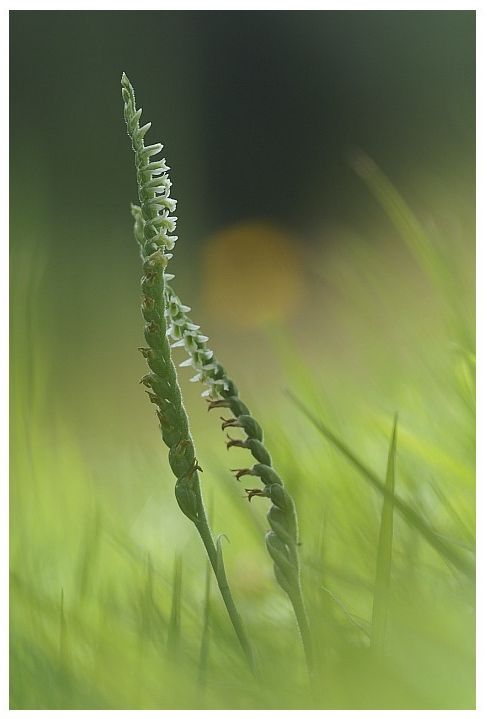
left=121, top=73, right=258, bottom=677
left=191, top=483, right=259, bottom=675
left=370, top=414, right=397, bottom=649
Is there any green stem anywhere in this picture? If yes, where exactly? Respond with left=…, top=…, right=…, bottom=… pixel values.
left=288, top=585, right=314, bottom=680
left=192, top=486, right=259, bottom=677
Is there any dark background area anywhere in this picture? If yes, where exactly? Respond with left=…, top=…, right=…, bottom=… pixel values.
left=9, top=9, right=476, bottom=434
left=10, top=10, right=475, bottom=245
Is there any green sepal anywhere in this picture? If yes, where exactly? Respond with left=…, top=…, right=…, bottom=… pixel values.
left=269, top=483, right=293, bottom=512
left=144, top=248, right=168, bottom=271
left=141, top=294, right=156, bottom=314
left=249, top=463, right=283, bottom=486
left=225, top=396, right=250, bottom=417
left=168, top=441, right=195, bottom=478
left=273, top=562, right=296, bottom=597
left=208, top=396, right=250, bottom=418
left=139, top=347, right=170, bottom=380
left=156, top=410, right=181, bottom=448
left=131, top=203, right=145, bottom=248
left=235, top=415, right=263, bottom=442
left=220, top=379, right=239, bottom=398
left=246, top=438, right=272, bottom=466
left=267, top=504, right=298, bottom=546
left=144, top=321, right=167, bottom=350
left=265, top=532, right=295, bottom=578
left=175, top=480, right=199, bottom=524
left=141, top=374, right=173, bottom=402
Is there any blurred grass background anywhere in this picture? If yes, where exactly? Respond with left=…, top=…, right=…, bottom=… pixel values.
left=10, top=10, right=475, bottom=709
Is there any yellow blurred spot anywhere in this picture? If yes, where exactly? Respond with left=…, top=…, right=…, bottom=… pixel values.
left=202, top=220, right=305, bottom=329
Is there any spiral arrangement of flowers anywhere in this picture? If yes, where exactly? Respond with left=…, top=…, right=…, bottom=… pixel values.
left=164, top=286, right=313, bottom=676
left=122, top=73, right=258, bottom=676
left=122, top=72, right=310, bottom=678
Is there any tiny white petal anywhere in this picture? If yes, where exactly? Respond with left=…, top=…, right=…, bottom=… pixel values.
left=185, top=338, right=198, bottom=352
left=198, top=349, right=214, bottom=360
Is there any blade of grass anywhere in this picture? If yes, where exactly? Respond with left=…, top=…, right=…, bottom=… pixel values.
left=320, top=586, right=369, bottom=637
left=167, top=553, right=183, bottom=656
left=140, top=553, right=164, bottom=646
left=76, top=509, right=101, bottom=603
left=288, top=391, right=474, bottom=580
left=198, top=560, right=212, bottom=689
left=349, top=150, right=449, bottom=294
left=370, top=414, right=397, bottom=648
left=59, top=588, right=68, bottom=668
left=349, top=151, right=474, bottom=351
left=399, top=426, right=472, bottom=486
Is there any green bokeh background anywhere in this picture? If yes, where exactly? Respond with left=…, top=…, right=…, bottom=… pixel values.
left=10, top=10, right=475, bottom=710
